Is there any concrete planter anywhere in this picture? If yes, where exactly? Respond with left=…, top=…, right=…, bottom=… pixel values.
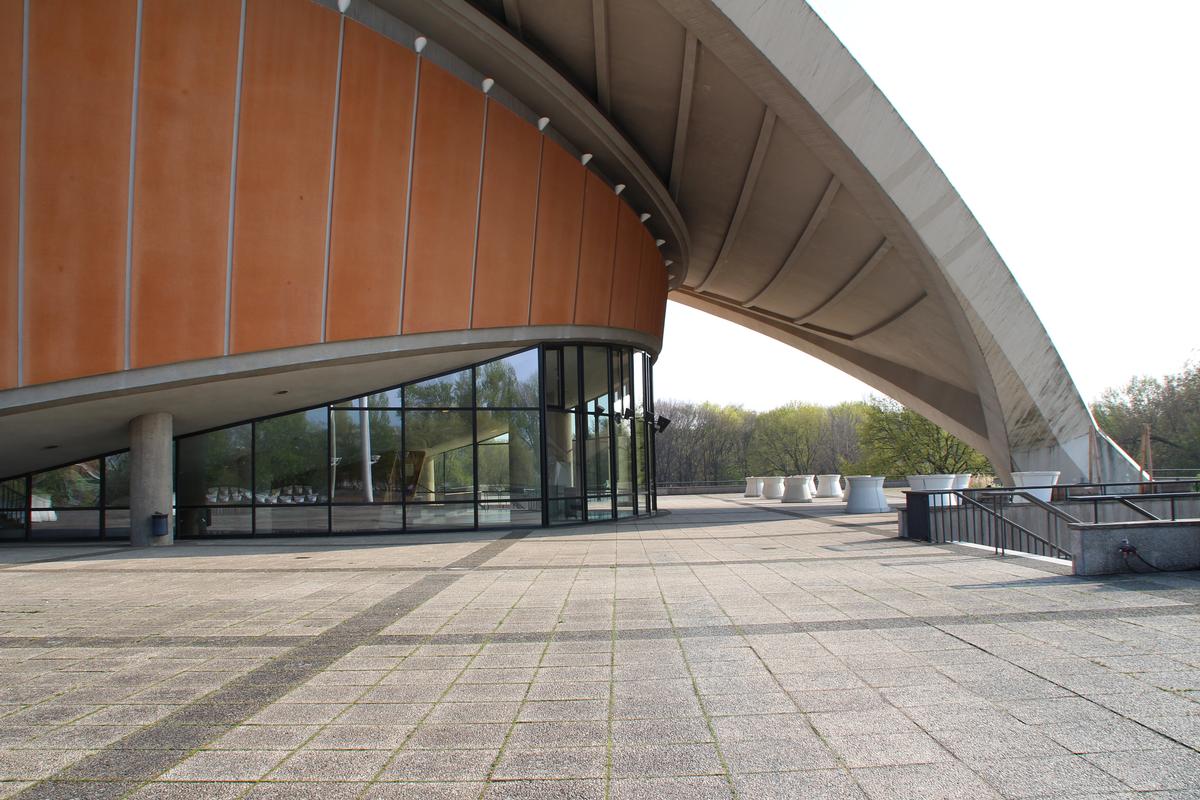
left=816, top=474, right=843, bottom=499
left=782, top=475, right=814, bottom=503
left=846, top=476, right=889, bottom=513
left=1012, top=470, right=1060, bottom=503
left=744, top=477, right=762, bottom=497
left=762, top=476, right=785, bottom=500
left=908, top=474, right=957, bottom=506
left=925, top=473, right=957, bottom=506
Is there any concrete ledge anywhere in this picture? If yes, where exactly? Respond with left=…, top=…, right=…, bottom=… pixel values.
left=1070, top=520, right=1200, bottom=576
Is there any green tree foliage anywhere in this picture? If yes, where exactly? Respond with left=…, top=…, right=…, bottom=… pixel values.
left=1092, top=362, right=1200, bottom=472
left=858, top=398, right=991, bottom=476
left=748, top=403, right=826, bottom=475
left=654, top=401, right=754, bottom=483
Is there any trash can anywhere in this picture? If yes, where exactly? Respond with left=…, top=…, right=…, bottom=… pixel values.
left=904, top=491, right=931, bottom=541
left=150, top=512, right=169, bottom=538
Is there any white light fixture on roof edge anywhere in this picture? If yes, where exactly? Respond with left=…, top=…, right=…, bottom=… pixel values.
left=481, top=78, right=495, bottom=94
left=337, top=0, right=351, bottom=12
left=639, top=213, right=651, bottom=223
left=664, top=260, right=674, bottom=267
left=537, top=117, right=550, bottom=131
left=414, top=36, right=428, bottom=53
left=655, top=239, right=665, bottom=247
left=580, top=153, right=593, bottom=166
left=614, top=184, right=626, bottom=195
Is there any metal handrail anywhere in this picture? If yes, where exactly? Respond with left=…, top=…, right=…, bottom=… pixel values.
left=910, top=480, right=1200, bottom=562
left=1113, top=496, right=1160, bottom=521
left=946, top=490, right=1073, bottom=559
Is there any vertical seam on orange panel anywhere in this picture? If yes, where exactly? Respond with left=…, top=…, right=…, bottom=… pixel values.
left=123, top=0, right=144, bottom=371
left=525, top=136, right=544, bottom=326
left=603, top=193, right=619, bottom=325
left=223, top=0, right=247, bottom=356
left=320, top=14, right=345, bottom=344
left=467, top=96, right=488, bottom=329
left=570, top=168, right=587, bottom=324
left=397, top=54, right=421, bottom=335
left=15, top=0, right=28, bottom=386
left=631, top=240, right=647, bottom=332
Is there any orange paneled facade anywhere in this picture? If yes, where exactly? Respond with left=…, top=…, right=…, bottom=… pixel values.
left=574, top=172, right=620, bottom=326
left=22, top=0, right=136, bottom=385
left=0, top=0, right=20, bottom=389
left=471, top=102, right=542, bottom=329
left=402, top=63, right=485, bottom=335
left=131, top=0, right=241, bottom=369
left=529, top=142, right=586, bottom=326
left=609, top=205, right=647, bottom=331
left=230, top=0, right=340, bottom=355
left=1, top=1, right=668, bottom=392
left=326, top=20, right=417, bottom=342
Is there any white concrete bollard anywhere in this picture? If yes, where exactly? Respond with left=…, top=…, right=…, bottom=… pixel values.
left=782, top=475, right=814, bottom=503
left=816, top=474, right=843, bottom=499
left=845, top=476, right=889, bottom=513
left=744, top=477, right=761, bottom=497
left=762, top=476, right=785, bottom=500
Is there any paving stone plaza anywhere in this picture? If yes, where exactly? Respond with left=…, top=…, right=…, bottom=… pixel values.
left=2, top=494, right=1199, bottom=799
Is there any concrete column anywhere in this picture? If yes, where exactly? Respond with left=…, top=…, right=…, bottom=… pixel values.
left=130, top=412, right=174, bottom=547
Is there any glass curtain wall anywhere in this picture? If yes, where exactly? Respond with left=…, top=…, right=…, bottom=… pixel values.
left=1, top=343, right=656, bottom=540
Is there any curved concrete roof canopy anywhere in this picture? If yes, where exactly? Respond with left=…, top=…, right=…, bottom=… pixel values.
left=452, top=0, right=1140, bottom=482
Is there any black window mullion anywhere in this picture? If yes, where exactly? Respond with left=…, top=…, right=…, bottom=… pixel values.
left=538, top=345, right=549, bottom=527
left=608, top=344, right=617, bottom=521
left=400, top=386, right=408, bottom=531
left=98, top=457, right=107, bottom=540
left=24, top=473, right=31, bottom=542
left=250, top=422, right=257, bottom=536
left=327, top=405, right=334, bottom=534
left=471, top=367, right=479, bottom=530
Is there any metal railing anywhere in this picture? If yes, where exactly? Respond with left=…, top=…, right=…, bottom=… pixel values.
left=907, top=480, right=1200, bottom=562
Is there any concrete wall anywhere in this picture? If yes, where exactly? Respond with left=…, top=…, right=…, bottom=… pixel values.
left=1071, top=521, right=1200, bottom=576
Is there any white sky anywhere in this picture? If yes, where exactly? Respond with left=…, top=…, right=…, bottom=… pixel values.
left=655, top=0, right=1200, bottom=411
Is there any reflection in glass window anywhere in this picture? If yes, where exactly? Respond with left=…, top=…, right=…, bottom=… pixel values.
left=546, top=409, right=583, bottom=523
left=405, top=411, right=474, bottom=502
left=256, top=506, right=330, bottom=534
left=635, top=420, right=648, bottom=514
left=615, top=417, right=634, bottom=518
left=254, top=409, right=329, bottom=505
left=562, top=346, right=580, bottom=410
left=633, top=352, right=645, bottom=415
left=1, top=478, right=26, bottom=540
left=405, top=368, right=473, bottom=408
left=407, top=503, right=475, bottom=530
left=619, top=349, right=633, bottom=416
left=543, top=347, right=562, bottom=408
left=104, top=453, right=131, bottom=508
left=479, top=500, right=541, bottom=528
left=331, top=406, right=404, bottom=503
left=332, top=504, right=404, bottom=533
left=1, top=340, right=657, bottom=537
left=610, top=348, right=624, bottom=416
left=32, top=461, right=100, bottom=508
left=477, top=349, right=539, bottom=408
left=477, top=411, right=541, bottom=500
left=333, top=387, right=403, bottom=408
left=177, top=425, right=251, bottom=506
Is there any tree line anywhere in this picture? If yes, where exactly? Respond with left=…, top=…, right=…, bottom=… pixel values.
left=655, top=360, right=1200, bottom=486
left=654, top=397, right=991, bottom=485
left=1092, top=360, right=1200, bottom=474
